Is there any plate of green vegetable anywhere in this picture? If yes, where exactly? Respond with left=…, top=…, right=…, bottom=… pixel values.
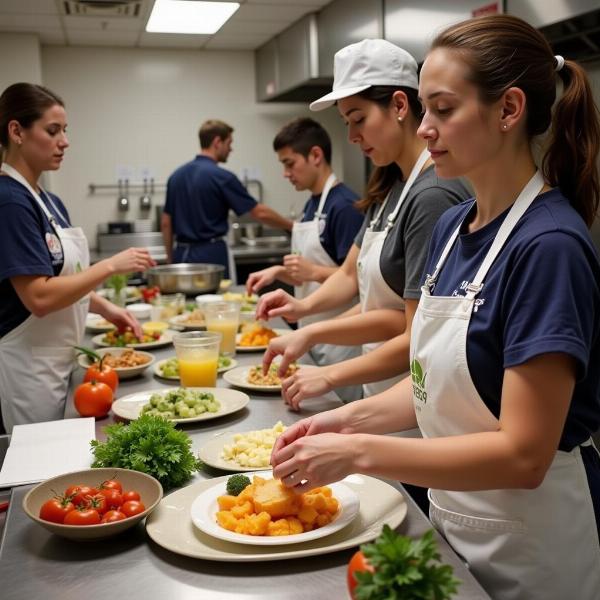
left=154, top=356, right=237, bottom=380
left=111, top=387, right=249, bottom=424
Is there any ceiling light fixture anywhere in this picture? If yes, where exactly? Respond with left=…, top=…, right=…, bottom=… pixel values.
left=146, top=0, right=240, bottom=34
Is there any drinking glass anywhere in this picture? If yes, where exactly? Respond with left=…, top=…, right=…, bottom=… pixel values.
left=151, top=293, right=185, bottom=321
left=173, top=331, right=222, bottom=387
left=203, top=301, right=240, bottom=356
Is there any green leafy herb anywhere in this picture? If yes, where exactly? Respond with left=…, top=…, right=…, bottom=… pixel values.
left=90, top=414, right=202, bottom=491
left=354, top=526, right=460, bottom=600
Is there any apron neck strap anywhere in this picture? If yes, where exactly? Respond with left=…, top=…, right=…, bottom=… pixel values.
left=1, top=162, right=67, bottom=228
left=314, top=172, right=337, bottom=219
left=424, top=170, right=546, bottom=297
left=369, top=147, right=430, bottom=232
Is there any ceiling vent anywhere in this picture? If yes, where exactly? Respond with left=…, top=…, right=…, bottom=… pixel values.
left=62, top=0, right=143, bottom=18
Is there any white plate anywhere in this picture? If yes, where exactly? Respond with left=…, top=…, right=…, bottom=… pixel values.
left=111, top=387, right=249, bottom=424
left=153, top=357, right=238, bottom=380
left=235, top=328, right=290, bottom=352
left=168, top=314, right=206, bottom=331
left=222, top=365, right=282, bottom=392
left=85, top=316, right=116, bottom=333
left=96, top=286, right=142, bottom=304
left=198, top=431, right=277, bottom=472
left=77, top=348, right=155, bottom=380
left=92, top=330, right=175, bottom=349
left=146, top=474, right=407, bottom=561
left=190, top=471, right=360, bottom=546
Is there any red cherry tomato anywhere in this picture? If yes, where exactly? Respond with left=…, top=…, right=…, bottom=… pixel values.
left=63, top=507, right=101, bottom=526
left=84, top=362, right=118, bottom=393
left=100, top=479, right=123, bottom=494
left=85, top=493, right=109, bottom=515
left=99, top=488, right=123, bottom=510
left=121, top=490, right=141, bottom=503
left=71, top=485, right=98, bottom=507
left=64, top=484, right=84, bottom=498
left=39, top=496, right=75, bottom=524
left=101, top=510, right=127, bottom=523
left=121, top=500, right=145, bottom=517
left=347, top=551, right=375, bottom=599
left=73, top=380, right=113, bottom=418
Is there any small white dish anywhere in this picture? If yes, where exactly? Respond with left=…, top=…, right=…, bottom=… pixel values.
left=195, top=294, right=224, bottom=307
left=127, top=303, right=152, bottom=319
left=77, top=347, right=155, bottom=380
left=189, top=471, right=360, bottom=546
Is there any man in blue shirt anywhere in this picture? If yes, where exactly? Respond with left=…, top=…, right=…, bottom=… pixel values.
left=161, top=119, right=292, bottom=278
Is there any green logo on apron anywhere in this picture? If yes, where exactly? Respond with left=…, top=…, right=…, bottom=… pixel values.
left=411, top=358, right=427, bottom=403
left=76, top=261, right=82, bottom=273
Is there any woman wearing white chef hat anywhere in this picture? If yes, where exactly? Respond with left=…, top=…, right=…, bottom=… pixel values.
left=272, top=15, right=600, bottom=600
left=0, top=83, right=155, bottom=432
left=256, top=39, right=469, bottom=407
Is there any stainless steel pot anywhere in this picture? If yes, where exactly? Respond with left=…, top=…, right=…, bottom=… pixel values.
left=146, top=263, right=224, bottom=295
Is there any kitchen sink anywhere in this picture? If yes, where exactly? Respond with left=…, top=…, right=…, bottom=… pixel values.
left=241, top=236, right=290, bottom=248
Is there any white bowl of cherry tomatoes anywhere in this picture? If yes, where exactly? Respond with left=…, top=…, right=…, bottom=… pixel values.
left=22, top=467, right=163, bottom=540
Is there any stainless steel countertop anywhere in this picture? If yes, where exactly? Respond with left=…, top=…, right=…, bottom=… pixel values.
left=0, top=317, right=490, bottom=600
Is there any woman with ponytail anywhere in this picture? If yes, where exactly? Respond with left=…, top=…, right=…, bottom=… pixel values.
left=271, top=15, right=600, bottom=599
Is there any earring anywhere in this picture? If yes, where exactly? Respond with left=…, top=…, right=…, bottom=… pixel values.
left=502, top=124, right=508, bottom=130
left=397, top=116, right=404, bottom=123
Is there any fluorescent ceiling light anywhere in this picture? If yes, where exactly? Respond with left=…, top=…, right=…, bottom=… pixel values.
left=146, top=0, right=240, bottom=34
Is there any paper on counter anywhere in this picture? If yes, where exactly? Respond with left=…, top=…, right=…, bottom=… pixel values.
left=0, top=418, right=95, bottom=488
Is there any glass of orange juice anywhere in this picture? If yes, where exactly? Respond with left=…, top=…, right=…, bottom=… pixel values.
left=203, top=301, right=240, bottom=356
left=173, top=331, right=222, bottom=387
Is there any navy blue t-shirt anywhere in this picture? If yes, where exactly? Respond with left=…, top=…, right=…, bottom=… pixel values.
left=422, top=189, right=600, bottom=451
left=301, top=182, right=362, bottom=264
left=0, top=175, right=71, bottom=338
left=164, top=155, right=257, bottom=243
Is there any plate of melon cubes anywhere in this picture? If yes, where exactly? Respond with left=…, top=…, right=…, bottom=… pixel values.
left=190, top=471, right=360, bottom=545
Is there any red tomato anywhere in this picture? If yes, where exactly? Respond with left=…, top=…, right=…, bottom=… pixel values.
left=84, top=363, right=118, bottom=393
left=85, top=493, right=108, bottom=515
left=101, top=510, right=127, bottom=523
left=99, top=488, right=123, bottom=510
left=63, top=507, right=101, bottom=526
left=71, top=485, right=98, bottom=507
left=73, top=380, right=113, bottom=418
left=347, top=551, right=375, bottom=599
left=64, top=484, right=84, bottom=498
left=121, top=500, right=145, bottom=517
left=39, top=496, right=75, bottom=524
left=99, top=479, right=123, bottom=493
left=121, top=490, right=140, bottom=503
left=141, top=286, right=160, bottom=302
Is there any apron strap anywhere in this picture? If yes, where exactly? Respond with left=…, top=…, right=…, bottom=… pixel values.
left=1, top=162, right=66, bottom=230
left=313, top=172, right=337, bottom=219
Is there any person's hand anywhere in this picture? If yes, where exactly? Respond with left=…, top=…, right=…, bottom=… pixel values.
left=282, top=254, right=315, bottom=283
left=101, top=303, right=143, bottom=338
left=246, top=266, right=284, bottom=295
left=262, top=329, right=312, bottom=376
left=281, top=365, right=335, bottom=410
left=270, top=411, right=357, bottom=491
left=106, top=247, right=156, bottom=275
left=255, top=289, right=305, bottom=322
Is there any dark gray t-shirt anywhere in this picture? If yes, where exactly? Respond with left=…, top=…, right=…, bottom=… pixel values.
left=355, top=166, right=471, bottom=299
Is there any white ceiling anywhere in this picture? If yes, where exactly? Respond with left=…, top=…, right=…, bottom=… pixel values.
left=0, top=0, right=333, bottom=50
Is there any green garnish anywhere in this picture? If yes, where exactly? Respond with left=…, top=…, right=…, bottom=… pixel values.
left=226, top=474, right=251, bottom=496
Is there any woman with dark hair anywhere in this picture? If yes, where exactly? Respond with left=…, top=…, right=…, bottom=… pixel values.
left=256, top=39, right=469, bottom=408
left=0, top=83, right=154, bottom=432
left=271, top=15, right=600, bottom=599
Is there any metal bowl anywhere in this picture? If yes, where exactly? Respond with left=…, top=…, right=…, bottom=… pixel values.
left=146, top=263, right=224, bottom=295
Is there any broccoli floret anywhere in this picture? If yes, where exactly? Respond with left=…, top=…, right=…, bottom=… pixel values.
left=226, top=474, right=251, bottom=496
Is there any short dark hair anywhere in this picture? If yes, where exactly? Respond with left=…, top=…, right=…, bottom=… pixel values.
left=273, top=117, right=332, bottom=164
left=0, top=82, right=64, bottom=149
left=198, top=119, right=233, bottom=149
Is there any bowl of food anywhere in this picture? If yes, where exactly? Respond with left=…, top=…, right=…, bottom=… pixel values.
left=22, top=467, right=163, bottom=541
left=146, top=264, right=224, bottom=295
left=77, top=348, right=155, bottom=380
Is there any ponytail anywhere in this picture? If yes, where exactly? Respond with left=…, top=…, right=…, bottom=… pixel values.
left=543, top=60, right=600, bottom=227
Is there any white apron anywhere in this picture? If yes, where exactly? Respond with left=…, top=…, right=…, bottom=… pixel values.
left=357, top=148, right=430, bottom=397
left=0, top=163, right=90, bottom=432
left=411, top=170, right=600, bottom=600
left=292, top=173, right=361, bottom=402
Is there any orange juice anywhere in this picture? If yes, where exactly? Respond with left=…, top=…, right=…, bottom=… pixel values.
left=207, top=320, right=238, bottom=355
left=178, top=356, right=218, bottom=387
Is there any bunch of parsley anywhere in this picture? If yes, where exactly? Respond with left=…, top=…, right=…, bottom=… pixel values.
left=91, top=415, right=202, bottom=491
left=354, top=526, right=460, bottom=600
